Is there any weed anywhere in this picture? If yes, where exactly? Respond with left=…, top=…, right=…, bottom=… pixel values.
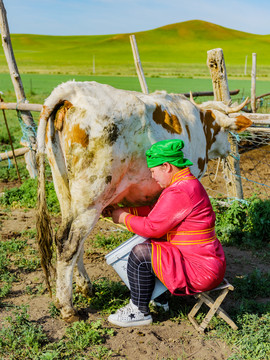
left=65, top=320, right=114, bottom=349
left=89, top=278, right=129, bottom=313
left=25, top=285, right=34, bottom=295
left=20, top=228, right=37, bottom=239
left=15, top=255, right=40, bottom=271
left=93, top=230, right=132, bottom=250
left=212, top=197, right=270, bottom=250
left=0, top=306, right=48, bottom=358
left=0, top=178, right=60, bottom=213
left=217, top=313, right=270, bottom=360
left=0, top=306, right=116, bottom=359
left=48, top=302, right=61, bottom=318
left=233, top=269, right=270, bottom=300
left=88, top=345, right=113, bottom=359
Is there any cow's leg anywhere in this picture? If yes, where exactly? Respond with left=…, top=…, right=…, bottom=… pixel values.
left=55, top=208, right=100, bottom=321
left=74, top=244, right=93, bottom=296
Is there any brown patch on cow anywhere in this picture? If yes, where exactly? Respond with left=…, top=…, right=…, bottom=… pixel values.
left=153, top=104, right=182, bottom=134
left=234, top=115, right=253, bottom=132
left=185, top=124, right=191, bottom=141
left=66, top=124, right=89, bottom=148
left=200, top=110, right=221, bottom=160
left=198, top=157, right=206, bottom=176
left=45, top=122, right=49, bottom=145
left=54, top=101, right=73, bottom=131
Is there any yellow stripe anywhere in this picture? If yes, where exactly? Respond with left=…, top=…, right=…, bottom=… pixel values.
left=156, top=244, right=161, bottom=279
left=170, top=236, right=217, bottom=246
left=170, top=168, right=196, bottom=185
left=125, top=214, right=135, bottom=232
left=156, top=244, right=165, bottom=285
left=151, top=243, right=157, bottom=276
left=169, top=227, right=215, bottom=236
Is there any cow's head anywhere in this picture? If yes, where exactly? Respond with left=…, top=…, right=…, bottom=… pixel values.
left=190, top=94, right=252, bottom=160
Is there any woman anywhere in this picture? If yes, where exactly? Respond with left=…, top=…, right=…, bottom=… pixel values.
left=107, top=139, right=226, bottom=327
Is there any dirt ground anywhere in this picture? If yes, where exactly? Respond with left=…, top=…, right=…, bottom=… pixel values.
left=0, top=203, right=270, bottom=360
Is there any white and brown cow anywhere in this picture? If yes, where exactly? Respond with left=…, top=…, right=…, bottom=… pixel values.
left=36, top=81, right=251, bottom=321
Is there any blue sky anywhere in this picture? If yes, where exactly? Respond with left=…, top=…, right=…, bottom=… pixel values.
left=4, top=0, right=270, bottom=36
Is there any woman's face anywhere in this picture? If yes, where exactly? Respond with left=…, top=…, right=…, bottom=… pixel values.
left=150, top=163, right=172, bottom=188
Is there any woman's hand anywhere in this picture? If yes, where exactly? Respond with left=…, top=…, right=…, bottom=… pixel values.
left=102, top=205, right=120, bottom=217
left=112, top=208, right=129, bottom=224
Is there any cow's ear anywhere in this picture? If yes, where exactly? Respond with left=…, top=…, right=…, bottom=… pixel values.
left=234, top=115, right=253, bottom=133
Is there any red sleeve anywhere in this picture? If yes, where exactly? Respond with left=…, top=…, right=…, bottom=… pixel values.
left=128, top=204, right=155, bottom=217
left=124, top=187, right=193, bottom=238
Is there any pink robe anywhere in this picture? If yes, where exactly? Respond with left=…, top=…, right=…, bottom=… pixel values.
left=124, top=168, right=226, bottom=296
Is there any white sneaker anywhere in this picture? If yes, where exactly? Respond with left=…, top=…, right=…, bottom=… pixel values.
left=108, top=300, right=153, bottom=327
left=150, top=299, right=170, bottom=312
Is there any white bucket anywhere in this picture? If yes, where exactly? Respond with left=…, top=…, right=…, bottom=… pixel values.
left=105, top=234, right=167, bottom=299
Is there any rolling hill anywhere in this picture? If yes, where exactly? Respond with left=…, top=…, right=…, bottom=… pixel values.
left=0, top=20, right=269, bottom=78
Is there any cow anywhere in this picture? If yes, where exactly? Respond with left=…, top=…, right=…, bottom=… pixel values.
left=36, top=81, right=251, bottom=321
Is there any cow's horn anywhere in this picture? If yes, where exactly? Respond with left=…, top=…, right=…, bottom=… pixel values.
left=189, top=91, right=202, bottom=108
left=226, top=97, right=249, bottom=113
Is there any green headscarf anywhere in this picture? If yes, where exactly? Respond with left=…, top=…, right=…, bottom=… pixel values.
left=145, top=139, right=193, bottom=168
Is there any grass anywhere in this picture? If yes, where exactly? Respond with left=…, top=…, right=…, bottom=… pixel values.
left=0, top=20, right=270, bottom=78
left=0, top=202, right=269, bottom=358
left=0, top=177, right=60, bottom=213
left=0, top=306, right=115, bottom=359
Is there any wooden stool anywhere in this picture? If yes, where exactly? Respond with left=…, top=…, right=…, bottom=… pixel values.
left=188, top=278, right=238, bottom=333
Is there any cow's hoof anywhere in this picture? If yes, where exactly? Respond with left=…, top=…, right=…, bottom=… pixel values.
left=63, top=313, right=80, bottom=323
left=60, top=307, right=80, bottom=322
left=75, top=283, right=93, bottom=297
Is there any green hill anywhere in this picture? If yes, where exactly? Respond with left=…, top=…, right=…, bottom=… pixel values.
left=0, top=20, right=269, bottom=78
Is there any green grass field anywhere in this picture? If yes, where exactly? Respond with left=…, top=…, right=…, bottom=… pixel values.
left=1, top=73, right=270, bottom=103
left=0, top=20, right=270, bottom=78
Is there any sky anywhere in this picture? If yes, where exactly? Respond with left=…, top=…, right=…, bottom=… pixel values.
left=3, top=0, right=270, bottom=36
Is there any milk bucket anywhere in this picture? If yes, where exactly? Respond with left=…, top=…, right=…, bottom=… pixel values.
left=105, top=234, right=167, bottom=299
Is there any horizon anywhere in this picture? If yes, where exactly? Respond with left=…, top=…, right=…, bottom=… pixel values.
left=8, top=19, right=270, bottom=38
left=3, top=0, right=270, bottom=37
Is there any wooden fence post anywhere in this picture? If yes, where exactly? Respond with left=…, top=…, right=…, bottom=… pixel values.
left=0, top=0, right=37, bottom=178
left=207, top=48, right=231, bottom=103
left=207, top=48, right=243, bottom=200
left=251, top=53, right=257, bottom=113
left=129, top=35, right=149, bottom=94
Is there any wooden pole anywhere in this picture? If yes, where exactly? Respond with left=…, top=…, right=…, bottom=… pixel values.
left=244, top=55, right=247, bottom=76
left=93, top=55, right=95, bottom=74
left=207, top=48, right=243, bottom=200
left=0, top=0, right=37, bottom=178
left=129, top=35, right=148, bottom=94
left=1, top=96, right=21, bottom=182
left=187, top=89, right=239, bottom=98
left=0, top=102, right=42, bottom=111
left=0, top=147, right=29, bottom=160
left=207, top=48, right=231, bottom=103
left=251, top=53, right=257, bottom=113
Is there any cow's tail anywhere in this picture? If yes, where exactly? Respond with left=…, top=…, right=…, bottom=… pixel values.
left=36, top=104, right=56, bottom=296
